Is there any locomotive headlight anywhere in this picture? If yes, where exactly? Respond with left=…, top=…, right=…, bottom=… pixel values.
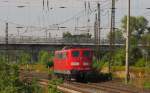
left=71, top=62, right=79, bottom=66
left=83, top=62, right=89, bottom=66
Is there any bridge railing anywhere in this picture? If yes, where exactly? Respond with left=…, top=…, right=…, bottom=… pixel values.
left=0, top=36, right=125, bottom=45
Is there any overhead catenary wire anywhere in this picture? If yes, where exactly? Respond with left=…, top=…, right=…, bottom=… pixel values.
left=0, top=0, right=110, bottom=25
left=0, top=0, right=111, bottom=37
left=56, top=0, right=110, bottom=25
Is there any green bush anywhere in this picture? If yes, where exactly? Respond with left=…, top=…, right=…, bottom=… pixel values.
left=21, top=78, right=43, bottom=93
left=0, top=60, right=43, bottom=93
left=92, top=53, right=110, bottom=71
left=38, top=51, right=49, bottom=65
left=48, top=78, right=63, bottom=93
left=92, top=59, right=106, bottom=71
left=144, top=81, right=150, bottom=89
left=0, top=61, right=20, bottom=93
left=113, top=49, right=125, bottom=66
left=38, top=50, right=54, bottom=68
left=135, top=58, right=145, bottom=67
left=19, top=52, right=31, bottom=65
left=46, top=61, right=54, bottom=68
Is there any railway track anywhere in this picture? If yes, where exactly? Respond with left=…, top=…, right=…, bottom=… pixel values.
left=20, top=70, right=89, bottom=93
left=19, top=70, right=150, bottom=93
left=65, top=81, right=135, bottom=93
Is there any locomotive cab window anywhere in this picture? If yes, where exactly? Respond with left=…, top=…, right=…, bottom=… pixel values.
left=72, top=51, right=79, bottom=57
left=83, top=51, right=90, bottom=57
left=55, top=53, right=62, bottom=59
left=55, top=52, right=67, bottom=59
left=55, top=53, right=59, bottom=58
left=62, top=52, right=67, bottom=59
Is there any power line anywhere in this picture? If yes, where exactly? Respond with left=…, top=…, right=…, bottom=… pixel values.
left=56, top=1, right=111, bottom=25
left=0, top=0, right=111, bottom=34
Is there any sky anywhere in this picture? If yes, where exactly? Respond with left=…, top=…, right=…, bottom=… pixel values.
left=0, top=0, right=150, bottom=38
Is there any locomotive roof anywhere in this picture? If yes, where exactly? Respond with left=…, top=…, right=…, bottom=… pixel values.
left=55, top=48, right=92, bottom=53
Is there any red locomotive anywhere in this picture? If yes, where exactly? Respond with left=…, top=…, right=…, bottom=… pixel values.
left=53, top=47, right=93, bottom=80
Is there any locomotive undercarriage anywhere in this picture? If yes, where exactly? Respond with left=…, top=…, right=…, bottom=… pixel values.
left=53, top=70, right=91, bottom=82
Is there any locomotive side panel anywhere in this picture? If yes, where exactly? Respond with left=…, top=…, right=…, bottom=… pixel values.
left=69, top=49, right=93, bottom=71
left=53, top=48, right=93, bottom=77
left=53, top=50, right=71, bottom=74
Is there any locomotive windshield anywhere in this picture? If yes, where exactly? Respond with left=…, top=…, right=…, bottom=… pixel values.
left=72, top=51, right=79, bottom=57
left=83, top=51, right=90, bottom=57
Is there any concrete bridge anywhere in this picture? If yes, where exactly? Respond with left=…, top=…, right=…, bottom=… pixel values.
left=0, top=36, right=149, bottom=51
left=0, top=36, right=149, bottom=63
left=0, top=36, right=124, bottom=63
left=0, top=36, right=124, bottom=50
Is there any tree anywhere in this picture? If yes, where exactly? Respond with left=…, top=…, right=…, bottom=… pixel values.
left=140, top=33, right=150, bottom=67
left=107, top=29, right=125, bottom=43
left=63, top=32, right=92, bottom=42
left=130, top=47, right=143, bottom=65
left=147, top=27, right=150, bottom=33
left=121, top=16, right=149, bottom=66
left=121, top=16, right=148, bottom=39
left=121, top=16, right=137, bottom=33
left=141, top=33, right=150, bottom=46
left=135, top=16, right=148, bottom=36
left=63, top=32, right=72, bottom=39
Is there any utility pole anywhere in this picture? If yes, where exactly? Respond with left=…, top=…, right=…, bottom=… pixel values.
left=94, top=13, right=98, bottom=45
left=94, top=13, right=98, bottom=58
left=45, top=30, right=48, bottom=39
left=125, top=0, right=130, bottom=84
left=109, top=0, right=115, bottom=73
left=97, top=3, right=101, bottom=60
left=5, top=23, right=9, bottom=62
left=5, top=23, right=8, bottom=44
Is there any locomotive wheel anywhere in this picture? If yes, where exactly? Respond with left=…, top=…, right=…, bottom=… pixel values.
left=51, top=73, right=59, bottom=79
left=61, top=74, right=70, bottom=81
left=76, top=73, right=87, bottom=82
left=76, top=74, right=82, bottom=82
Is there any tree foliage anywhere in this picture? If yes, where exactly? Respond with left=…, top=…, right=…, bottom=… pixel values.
left=38, top=50, right=49, bottom=64
left=107, top=29, right=125, bottom=43
left=0, top=59, right=42, bottom=93
left=48, top=78, right=63, bottom=93
left=113, top=49, right=125, bottom=66
left=100, top=16, right=149, bottom=67
left=135, top=58, right=145, bottom=67
left=0, top=62, right=20, bottom=93
left=141, top=33, right=150, bottom=46
left=19, top=51, right=31, bottom=65
left=121, top=16, right=148, bottom=38
left=130, top=47, right=143, bottom=65
left=38, top=50, right=53, bottom=68
left=63, top=32, right=92, bottom=42
left=121, top=16, right=149, bottom=66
